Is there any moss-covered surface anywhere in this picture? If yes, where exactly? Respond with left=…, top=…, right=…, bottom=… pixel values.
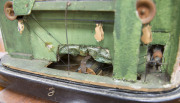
left=113, top=0, right=142, bottom=81
left=150, top=32, right=170, bottom=45
left=151, top=0, right=180, bottom=76
left=137, top=45, right=148, bottom=74
left=13, top=0, right=35, bottom=15
left=151, top=0, right=173, bottom=32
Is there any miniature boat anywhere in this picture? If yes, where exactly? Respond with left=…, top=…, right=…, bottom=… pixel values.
left=0, top=0, right=180, bottom=102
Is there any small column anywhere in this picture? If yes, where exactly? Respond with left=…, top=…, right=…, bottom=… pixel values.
left=113, top=0, right=142, bottom=81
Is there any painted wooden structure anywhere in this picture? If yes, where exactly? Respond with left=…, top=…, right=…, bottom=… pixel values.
left=0, top=0, right=180, bottom=94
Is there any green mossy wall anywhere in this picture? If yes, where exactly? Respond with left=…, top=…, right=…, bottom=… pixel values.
left=27, top=11, right=114, bottom=61
left=151, top=0, right=180, bottom=75
left=0, top=0, right=32, bottom=55
left=113, top=0, right=142, bottom=81
left=137, top=45, right=148, bottom=74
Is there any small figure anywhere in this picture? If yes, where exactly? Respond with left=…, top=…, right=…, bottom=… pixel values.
left=141, top=25, right=152, bottom=44
left=18, top=19, right=24, bottom=34
left=94, top=23, right=104, bottom=42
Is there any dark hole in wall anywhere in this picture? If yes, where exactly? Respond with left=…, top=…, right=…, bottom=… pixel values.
left=17, top=16, right=24, bottom=20
left=47, top=55, right=113, bottom=77
left=146, top=45, right=165, bottom=69
left=137, top=74, right=141, bottom=80
left=148, top=45, right=165, bottom=57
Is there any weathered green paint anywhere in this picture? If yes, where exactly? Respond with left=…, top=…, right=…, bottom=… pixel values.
left=166, top=1, right=180, bottom=75
left=161, top=40, right=170, bottom=72
left=13, top=0, right=35, bottom=15
left=0, top=17, right=33, bottom=57
left=59, top=45, right=112, bottom=64
left=0, top=0, right=9, bottom=51
left=138, top=45, right=148, bottom=74
left=113, top=0, right=142, bottom=81
left=0, top=0, right=32, bottom=57
left=10, top=53, right=33, bottom=59
left=165, top=33, right=179, bottom=75
left=26, top=11, right=114, bottom=61
left=0, top=0, right=180, bottom=81
left=151, top=0, right=180, bottom=75
left=150, top=32, right=170, bottom=45
left=151, top=0, right=173, bottom=32
left=32, top=1, right=115, bottom=12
